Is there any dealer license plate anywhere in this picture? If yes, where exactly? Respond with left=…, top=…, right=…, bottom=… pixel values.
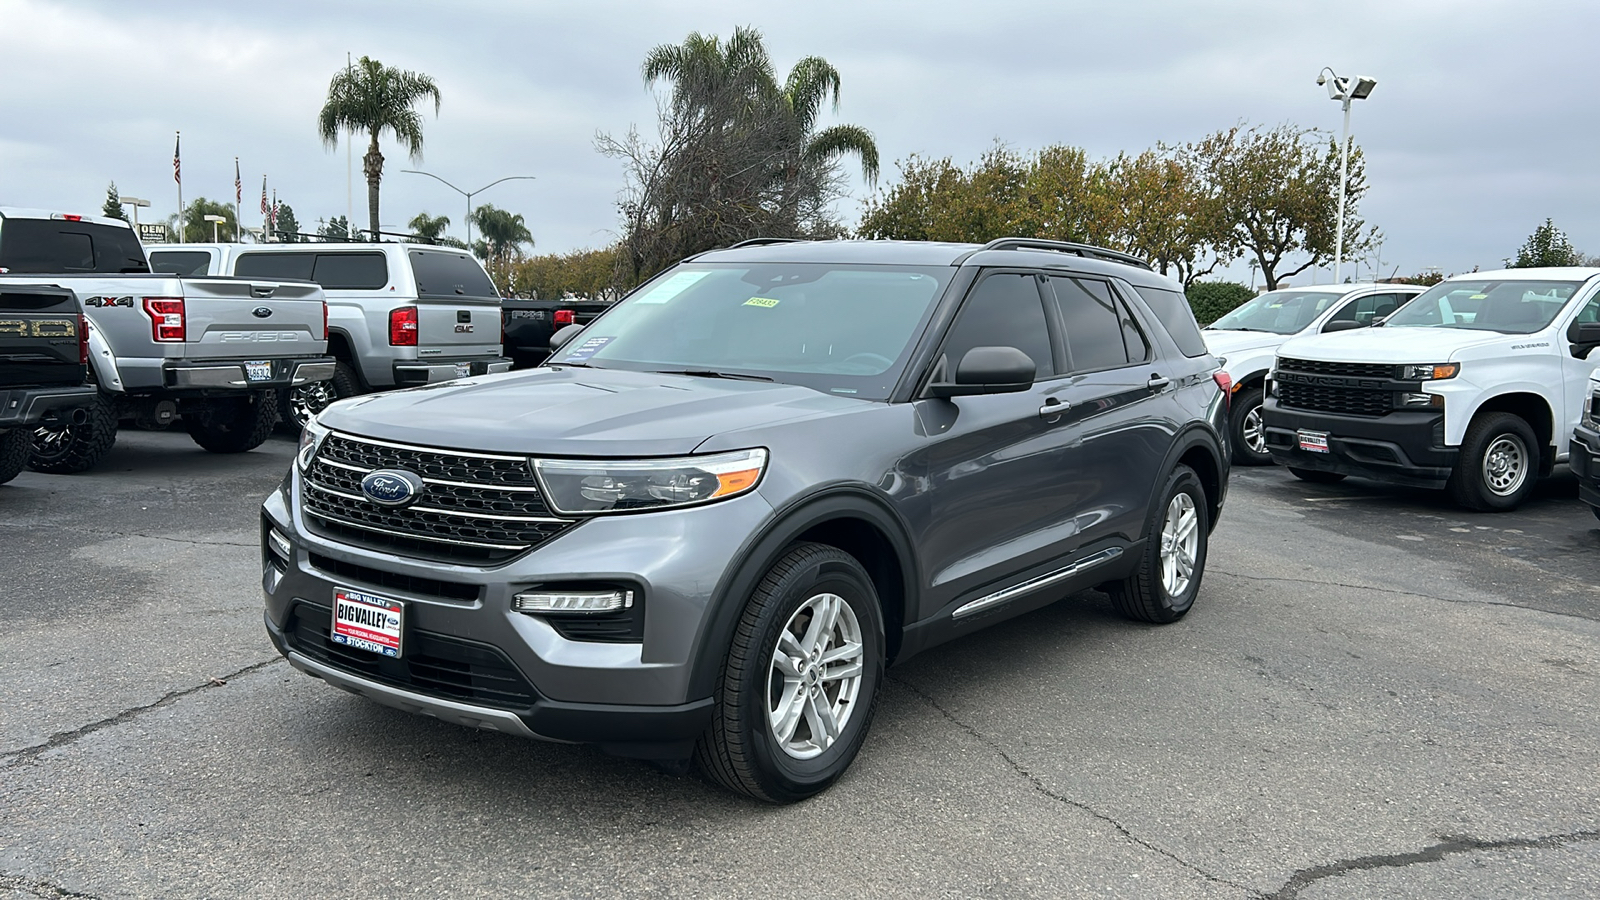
left=1298, top=430, right=1330, bottom=453
left=244, top=360, right=272, bottom=382
left=454, top=362, right=472, bottom=378
left=330, top=587, right=404, bottom=658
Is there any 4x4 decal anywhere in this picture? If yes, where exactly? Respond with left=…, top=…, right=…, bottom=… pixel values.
left=83, top=295, right=135, bottom=308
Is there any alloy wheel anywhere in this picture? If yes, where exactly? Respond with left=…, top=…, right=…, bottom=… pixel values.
left=1159, top=493, right=1200, bottom=598
left=767, top=592, right=864, bottom=760
left=1242, top=406, right=1266, bottom=455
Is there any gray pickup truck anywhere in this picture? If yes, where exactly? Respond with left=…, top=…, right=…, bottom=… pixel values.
left=0, top=284, right=98, bottom=483
left=0, top=208, right=334, bottom=470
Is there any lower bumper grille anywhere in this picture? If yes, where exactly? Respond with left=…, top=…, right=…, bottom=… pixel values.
left=1277, top=382, right=1391, bottom=417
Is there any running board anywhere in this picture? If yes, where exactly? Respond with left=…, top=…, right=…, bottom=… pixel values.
left=951, top=548, right=1124, bottom=620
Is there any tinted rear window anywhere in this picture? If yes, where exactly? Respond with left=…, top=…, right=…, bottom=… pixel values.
left=311, top=253, right=387, bottom=289
left=1132, top=284, right=1208, bottom=357
left=148, top=250, right=214, bottom=276
left=234, top=252, right=314, bottom=281
left=0, top=218, right=149, bottom=274
left=409, top=250, right=498, bottom=299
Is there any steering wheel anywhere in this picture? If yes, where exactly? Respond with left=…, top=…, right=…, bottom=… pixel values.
left=840, top=352, right=894, bottom=370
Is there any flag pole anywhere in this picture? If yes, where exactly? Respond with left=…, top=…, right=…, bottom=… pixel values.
left=234, top=156, right=242, bottom=242
left=346, top=52, right=354, bottom=236
left=174, top=131, right=183, bottom=242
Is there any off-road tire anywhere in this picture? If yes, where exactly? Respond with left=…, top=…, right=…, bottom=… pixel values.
left=1288, top=467, right=1346, bottom=484
left=1108, top=465, right=1208, bottom=624
left=1229, top=387, right=1273, bottom=465
left=184, top=392, right=279, bottom=453
left=694, top=542, right=885, bottom=803
left=278, top=360, right=362, bottom=432
left=1447, top=412, right=1538, bottom=512
left=28, top=393, right=118, bottom=475
left=0, top=428, right=30, bottom=484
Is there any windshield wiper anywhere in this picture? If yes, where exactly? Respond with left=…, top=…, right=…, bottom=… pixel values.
left=658, top=369, right=774, bottom=382
left=1206, top=326, right=1274, bottom=333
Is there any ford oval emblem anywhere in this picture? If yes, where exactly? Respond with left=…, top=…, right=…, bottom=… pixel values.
left=360, top=469, right=425, bottom=507
left=252, top=306, right=273, bottom=318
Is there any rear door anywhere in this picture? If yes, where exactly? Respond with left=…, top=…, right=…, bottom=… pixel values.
left=407, top=249, right=503, bottom=352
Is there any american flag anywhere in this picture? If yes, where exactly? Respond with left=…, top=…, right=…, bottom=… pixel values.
left=260, top=176, right=269, bottom=216
left=235, top=158, right=242, bottom=206
left=172, top=133, right=181, bottom=184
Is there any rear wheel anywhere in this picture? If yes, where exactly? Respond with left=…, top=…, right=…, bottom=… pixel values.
left=1108, top=465, right=1208, bottom=624
left=278, top=360, right=361, bottom=431
left=29, top=393, right=117, bottom=475
left=695, top=543, right=884, bottom=803
left=0, top=428, right=29, bottom=484
left=1229, top=387, right=1273, bottom=465
left=1448, top=412, right=1538, bottom=511
left=184, top=392, right=279, bottom=453
left=1288, top=467, right=1346, bottom=484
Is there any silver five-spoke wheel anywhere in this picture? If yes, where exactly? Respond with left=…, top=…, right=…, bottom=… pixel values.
left=1242, top=406, right=1266, bottom=455
left=1159, top=492, right=1199, bottom=598
left=1482, top=434, right=1528, bottom=497
left=768, top=592, right=864, bottom=760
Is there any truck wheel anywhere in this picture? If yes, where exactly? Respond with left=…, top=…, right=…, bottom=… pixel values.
left=1448, top=412, right=1538, bottom=512
left=279, top=361, right=361, bottom=431
left=28, top=394, right=118, bottom=475
left=1288, top=467, right=1346, bottom=484
left=694, top=542, right=884, bottom=803
left=0, top=429, right=29, bottom=484
left=1108, top=464, right=1208, bottom=623
left=1229, top=387, right=1273, bottom=465
left=184, top=392, right=279, bottom=453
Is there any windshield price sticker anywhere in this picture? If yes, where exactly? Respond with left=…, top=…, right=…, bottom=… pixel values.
left=743, top=297, right=780, bottom=308
left=1298, top=430, right=1330, bottom=453
left=564, top=335, right=615, bottom=362
left=636, top=270, right=711, bottom=304
left=245, top=360, right=272, bottom=382
left=331, top=588, right=404, bottom=658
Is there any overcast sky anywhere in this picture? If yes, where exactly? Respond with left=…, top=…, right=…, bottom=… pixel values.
left=2, top=0, right=1595, bottom=284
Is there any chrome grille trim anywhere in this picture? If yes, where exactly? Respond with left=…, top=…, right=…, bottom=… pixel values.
left=304, top=481, right=566, bottom=524
left=327, top=430, right=530, bottom=462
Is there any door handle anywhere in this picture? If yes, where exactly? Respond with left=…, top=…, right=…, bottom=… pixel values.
left=1038, top=397, right=1070, bottom=419
left=1147, top=374, right=1171, bottom=391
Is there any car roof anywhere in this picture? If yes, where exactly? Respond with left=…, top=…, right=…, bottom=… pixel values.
left=0, top=206, right=134, bottom=229
left=1262, top=283, right=1417, bottom=294
left=1446, top=267, right=1600, bottom=281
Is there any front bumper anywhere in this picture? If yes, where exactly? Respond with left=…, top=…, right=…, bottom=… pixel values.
left=164, top=356, right=336, bottom=392
left=1570, top=423, right=1600, bottom=509
left=1262, top=399, right=1457, bottom=488
left=393, top=357, right=513, bottom=387
left=0, top=384, right=98, bottom=429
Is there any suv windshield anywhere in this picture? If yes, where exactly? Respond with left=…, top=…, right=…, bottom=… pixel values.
left=550, top=263, right=952, bottom=400
left=1207, top=289, right=1347, bottom=334
left=1384, top=279, right=1584, bottom=333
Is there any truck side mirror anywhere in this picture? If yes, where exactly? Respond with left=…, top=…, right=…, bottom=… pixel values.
left=1567, top=320, right=1600, bottom=358
left=1322, top=319, right=1363, bottom=333
left=928, top=346, right=1036, bottom=398
left=549, top=323, right=584, bottom=352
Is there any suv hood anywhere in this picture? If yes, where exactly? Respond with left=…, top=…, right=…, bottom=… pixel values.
left=1276, top=326, right=1511, bottom=364
left=1202, top=329, right=1291, bottom=356
left=318, top=366, right=867, bottom=456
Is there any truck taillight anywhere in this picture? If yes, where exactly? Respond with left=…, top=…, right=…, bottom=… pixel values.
left=554, top=309, right=575, bottom=327
left=142, top=298, right=186, bottom=342
left=320, top=301, right=329, bottom=340
left=79, top=314, right=89, bottom=365
left=389, top=306, right=418, bottom=346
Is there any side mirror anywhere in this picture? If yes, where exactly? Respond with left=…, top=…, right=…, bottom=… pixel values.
left=1567, top=320, right=1600, bottom=358
left=1322, top=319, right=1363, bottom=333
left=929, top=346, right=1036, bottom=398
left=549, top=323, right=584, bottom=352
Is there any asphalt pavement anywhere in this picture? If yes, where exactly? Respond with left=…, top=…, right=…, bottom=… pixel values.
left=2, top=431, right=1597, bottom=899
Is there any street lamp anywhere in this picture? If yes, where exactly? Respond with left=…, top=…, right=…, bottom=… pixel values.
left=119, top=196, right=150, bottom=234
left=203, top=214, right=226, bottom=243
left=400, top=170, right=535, bottom=247
left=1317, top=68, right=1377, bottom=284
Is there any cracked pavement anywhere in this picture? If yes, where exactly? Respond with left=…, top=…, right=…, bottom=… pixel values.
left=2, top=431, right=1598, bottom=898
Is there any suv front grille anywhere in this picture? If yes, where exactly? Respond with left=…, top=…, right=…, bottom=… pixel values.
left=1277, top=357, right=1394, bottom=379
left=287, top=602, right=537, bottom=710
left=300, top=432, right=575, bottom=564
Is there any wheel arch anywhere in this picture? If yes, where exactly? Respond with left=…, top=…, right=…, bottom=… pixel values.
left=1468, top=391, right=1555, bottom=471
left=1154, top=424, right=1227, bottom=532
left=685, top=486, right=920, bottom=700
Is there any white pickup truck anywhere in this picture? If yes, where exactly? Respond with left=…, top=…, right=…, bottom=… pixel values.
left=1262, top=267, right=1600, bottom=511
left=1204, top=283, right=1423, bottom=464
left=0, top=208, right=333, bottom=471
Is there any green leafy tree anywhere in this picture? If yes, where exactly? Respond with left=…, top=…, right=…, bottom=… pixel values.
left=469, top=204, right=533, bottom=292
left=102, top=182, right=127, bottom=220
left=511, top=246, right=622, bottom=300
left=318, top=215, right=350, bottom=240
left=274, top=203, right=301, bottom=242
left=1507, top=219, right=1582, bottom=267
left=1185, top=281, right=1256, bottom=325
left=318, top=56, right=441, bottom=239
left=165, top=198, right=237, bottom=242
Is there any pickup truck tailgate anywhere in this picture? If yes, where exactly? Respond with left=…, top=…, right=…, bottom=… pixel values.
left=184, top=278, right=326, bottom=359
left=1, top=285, right=84, bottom=385
left=416, top=299, right=502, bottom=350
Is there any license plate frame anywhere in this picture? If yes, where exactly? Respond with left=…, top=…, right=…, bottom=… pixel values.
left=330, top=587, right=404, bottom=658
left=1298, top=430, right=1330, bottom=453
left=244, top=360, right=273, bottom=382
left=454, top=362, right=472, bottom=378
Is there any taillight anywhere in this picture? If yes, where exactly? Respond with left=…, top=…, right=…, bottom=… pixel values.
left=389, top=306, right=418, bottom=346
left=142, top=298, right=186, bottom=342
left=320, top=301, right=329, bottom=340
left=554, top=309, right=575, bottom=327
left=1212, top=370, right=1232, bottom=407
left=78, top=314, right=89, bottom=365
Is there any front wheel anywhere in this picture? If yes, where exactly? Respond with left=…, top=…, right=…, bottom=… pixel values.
left=1108, top=465, right=1208, bottom=623
left=184, top=393, right=279, bottom=453
left=1229, top=387, right=1273, bottom=465
left=695, top=543, right=884, bottom=803
left=1448, top=412, right=1538, bottom=511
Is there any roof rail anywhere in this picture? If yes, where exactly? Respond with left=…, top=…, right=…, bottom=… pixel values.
left=975, top=238, right=1153, bottom=271
left=724, top=237, right=804, bottom=250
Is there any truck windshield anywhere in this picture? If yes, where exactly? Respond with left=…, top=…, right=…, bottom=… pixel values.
left=1207, top=289, right=1347, bottom=334
left=548, top=263, right=952, bottom=400
left=0, top=218, right=149, bottom=274
left=1383, top=279, right=1584, bottom=334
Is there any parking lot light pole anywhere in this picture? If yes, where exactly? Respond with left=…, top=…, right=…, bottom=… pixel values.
left=204, top=214, right=226, bottom=243
left=1317, top=68, right=1377, bottom=284
left=119, top=196, right=150, bottom=232
left=400, top=170, right=535, bottom=248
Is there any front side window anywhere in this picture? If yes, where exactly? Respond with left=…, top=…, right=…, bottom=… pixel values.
left=939, top=273, right=1054, bottom=380
left=548, top=262, right=953, bottom=400
left=1384, top=279, right=1585, bottom=334
left=1207, top=289, right=1346, bottom=335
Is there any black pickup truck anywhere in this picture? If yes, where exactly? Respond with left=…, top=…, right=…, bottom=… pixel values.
left=0, top=285, right=98, bottom=484
left=500, top=296, right=612, bottom=368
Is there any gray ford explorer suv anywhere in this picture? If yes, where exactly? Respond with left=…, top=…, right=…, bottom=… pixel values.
left=262, top=237, right=1230, bottom=802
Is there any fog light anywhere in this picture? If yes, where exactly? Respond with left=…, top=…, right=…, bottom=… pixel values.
left=1400, top=392, right=1444, bottom=408
left=514, top=589, right=633, bottom=615
left=268, top=529, right=293, bottom=561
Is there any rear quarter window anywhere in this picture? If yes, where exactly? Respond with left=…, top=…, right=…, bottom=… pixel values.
left=234, top=252, right=315, bottom=281
left=409, top=250, right=498, bottom=299
left=311, top=252, right=388, bottom=289
left=1131, top=283, right=1209, bottom=357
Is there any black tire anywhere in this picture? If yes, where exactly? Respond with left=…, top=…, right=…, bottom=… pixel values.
left=278, top=360, right=362, bottom=432
left=1108, top=465, right=1208, bottom=624
left=0, top=428, right=29, bottom=485
left=184, top=392, right=279, bottom=453
left=695, top=542, right=885, bottom=803
left=1447, top=412, right=1539, bottom=512
left=1591, top=504, right=1600, bottom=523
left=1229, top=387, right=1273, bottom=466
left=1288, top=467, right=1346, bottom=484
left=28, top=393, right=118, bottom=475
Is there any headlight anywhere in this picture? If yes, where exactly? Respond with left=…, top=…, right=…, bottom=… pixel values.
left=296, top=419, right=330, bottom=472
left=1401, top=363, right=1459, bottom=380
left=533, top=448, right=767, bottom=515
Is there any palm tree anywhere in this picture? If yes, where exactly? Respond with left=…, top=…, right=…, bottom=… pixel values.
left=470, top=204, right=533, bottom=292
left=318, top=56, right=441, bottom=240
left=778, top=57, right=879, bottom=185
left=408, top=211, right=450, bottom=242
